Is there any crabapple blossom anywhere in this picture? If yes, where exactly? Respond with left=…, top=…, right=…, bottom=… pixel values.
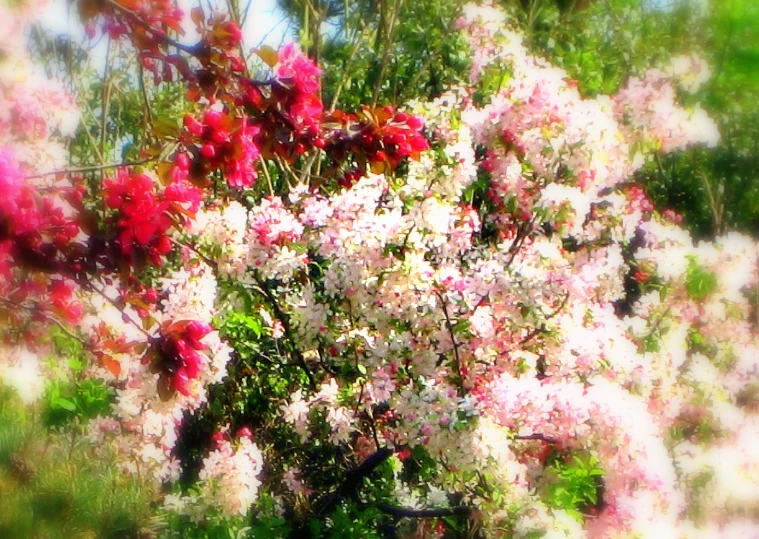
left=2, top=0, right=758, bottom=537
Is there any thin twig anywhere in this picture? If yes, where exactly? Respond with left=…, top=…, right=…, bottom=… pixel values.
left=435, top=289, right=465, bottom=397
left=100, top=36, right=113, bottom=164
left=43, top=313, right=88, bottom=344
left=105, top=0, right=200, bottom=55
left=81, top=281, right=156, bottom=342
left=328, top=19, right=368, bottom=112
left=170, top=237, right=217, bottom=268
left=24, top=158, right=156, bottom=180
left=519, top=293, right=570, bottom=346
left=259, top=156, right=277, bottom=195
left=138, top=61, right=154, bottom=130
left=370, top=0, right=405, bottom=108
left=503, top=214, right=537, bottom=270
left=515, top=433, right=557, bottom=444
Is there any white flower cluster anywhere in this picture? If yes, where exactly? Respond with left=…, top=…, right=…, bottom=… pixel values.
left=280, top=379, right=358, bottom=444
left=166, top=432, right=264, bottom=520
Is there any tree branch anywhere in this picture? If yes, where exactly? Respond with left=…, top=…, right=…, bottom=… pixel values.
left=435, top=289, right=465, bottom=397
left=519, top=292, right=569, bottom=346
left=375, top=503, right=471, bottom=519
left=105, top=0, right=200, bottom=56
left=515, top=433, right=557, bottom=444
left=24, top=158, right=156, bottom=180
left=314, top=447, right=395, bottom=516
left=254, top=273, right=317, bottom=390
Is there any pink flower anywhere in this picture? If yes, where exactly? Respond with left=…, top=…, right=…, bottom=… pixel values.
left=104, top=170, right=201, bottom=265
left=277, top=43, right=321, bottom=95
left=156, top=319, right=218, bottom=396
left=0, top=148, right=41, bottom=235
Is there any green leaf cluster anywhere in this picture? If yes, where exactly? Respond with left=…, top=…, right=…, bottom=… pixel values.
left=684, top=256, right=718, bottom=300
left=542, top=453, right=604, bottom=522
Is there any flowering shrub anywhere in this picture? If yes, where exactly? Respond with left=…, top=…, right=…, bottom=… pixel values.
left=1, top=0, right=758, bottom=538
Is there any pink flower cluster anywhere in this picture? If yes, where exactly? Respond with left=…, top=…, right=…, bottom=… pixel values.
left=183, top=108, right=262, bottom=188
left=80, top=262, right=234, bottom=484
left=3, top=1, right=758, bottom=536
left=277, top=43, right=322, bottom=96
left=0, top=1, right=86, bottom=334
left=155, top=320, right=214, bottom=396
left=104, top=170, right=201, bottom=265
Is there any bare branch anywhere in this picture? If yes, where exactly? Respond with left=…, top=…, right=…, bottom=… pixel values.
left=24, top=158, right=156, bottom=180
left=435, top=289, right=466, bottom=398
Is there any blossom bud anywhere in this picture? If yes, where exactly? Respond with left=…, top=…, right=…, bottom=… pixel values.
left=211, top=129, right=230, bottom=145
left=144, top=288, right=159, bottom=303
left=64, top=223, right=80, bottom=238
left=224, top=21, right=243, bottom=46
left=185, top=320, right=213, bottom=347
left=204, top=109, right=224, bottom=130
left=407, top=115, right=424, bottom=129
left=173, top=370, right=191, bottom=395
left=155, top=235, right=172, bottom=255
left=176, top=152, right=191, bottom=170
left=200, top=143, right=216, bottom=159
left=183, top=114, right=203, bottom=136
left=236, top=426, right=253, bottom=439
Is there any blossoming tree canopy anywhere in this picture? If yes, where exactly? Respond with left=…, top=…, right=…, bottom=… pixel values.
left=1, top=0, right=758, bottom=537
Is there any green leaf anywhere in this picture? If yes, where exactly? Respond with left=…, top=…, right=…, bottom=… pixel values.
left=53, top=397, right=77, bottom=412
left=245, top=316, right=262, bottom=338
left=684, top=257, right=718, bottom=301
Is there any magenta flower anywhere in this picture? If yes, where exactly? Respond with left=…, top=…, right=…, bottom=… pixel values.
left=276, top=43, right=321, bottom=95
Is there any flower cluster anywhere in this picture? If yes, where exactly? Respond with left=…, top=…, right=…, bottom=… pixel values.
left=0, top=0, right=86, bottom=340
left=80, top=262, right=233, bottom=484
left=166, top=427, right=264, bottom=521
left=273, top=43, right=324, bottom=134
left=2, top=1, right=758, bottom=537
left=104, top=169, right=201, bottom=266
left=152, top=320, right=215, bottom=396
left=281, top=379, right=359, bottom=444
left=183, top=108, right=262, bottom=188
